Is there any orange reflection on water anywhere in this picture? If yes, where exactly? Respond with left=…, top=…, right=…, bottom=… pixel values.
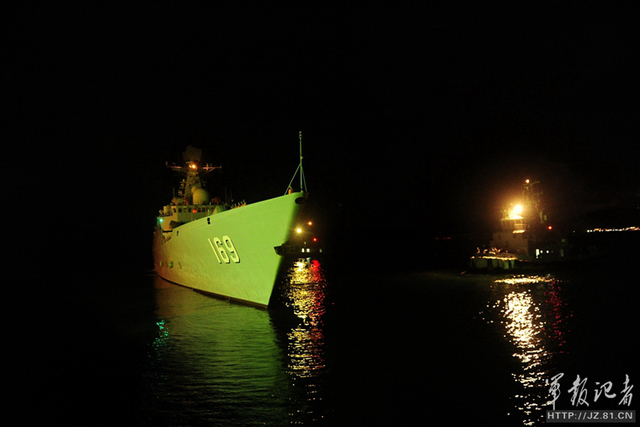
left=279, top=258, right=328, bottom=424
left=486, top=275, right=570, bottom=426
left=282, top=259, right=327, bottom=379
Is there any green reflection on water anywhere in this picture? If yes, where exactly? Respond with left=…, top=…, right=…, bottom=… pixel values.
left=145, top=275, right=290, bottom=426
left=145, top=260, right=331, bottom=426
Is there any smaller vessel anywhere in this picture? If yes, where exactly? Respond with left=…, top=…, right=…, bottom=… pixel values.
left=470, top=179, right=565, bottom=270
left=275, top=219, right=324, bottom=257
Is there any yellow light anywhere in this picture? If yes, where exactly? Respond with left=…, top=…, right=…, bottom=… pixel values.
left=508, top=203, right=524, bottom=219
left=296, top=228, right=302, bottom=233
left=525, top=179, right=530, bottom=184
left=307, top=221, right=313, bottom=226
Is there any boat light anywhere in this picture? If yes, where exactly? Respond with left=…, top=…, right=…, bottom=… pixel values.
left=508, top=204, right=524, bottom=219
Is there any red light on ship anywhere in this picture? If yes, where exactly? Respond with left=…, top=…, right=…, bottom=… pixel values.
left=548, top=225, right=553, bottom=230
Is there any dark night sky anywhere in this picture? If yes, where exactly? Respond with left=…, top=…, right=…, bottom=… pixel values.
left=6, top=4, right=639, bottom=267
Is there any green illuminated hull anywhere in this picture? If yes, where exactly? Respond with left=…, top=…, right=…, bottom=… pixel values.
left=153, top=192, right=306, bottom=307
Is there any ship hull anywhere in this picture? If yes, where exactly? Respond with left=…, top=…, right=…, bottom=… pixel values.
left=153, top=192, right=306, bottom=307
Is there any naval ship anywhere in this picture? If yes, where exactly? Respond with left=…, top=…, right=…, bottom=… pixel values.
left=153, top=136, right=308, bottom=307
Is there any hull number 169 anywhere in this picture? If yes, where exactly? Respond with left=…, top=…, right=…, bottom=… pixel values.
left=207, top=236, right=240, bottom=264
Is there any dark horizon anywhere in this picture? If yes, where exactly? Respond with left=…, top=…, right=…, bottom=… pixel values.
left=7, top=5, right=639, bottom=270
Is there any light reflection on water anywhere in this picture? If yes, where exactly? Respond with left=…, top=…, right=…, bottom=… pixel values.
left=278, top=258, right=328, bottom=422
left=144, top=259, right=329, bottom=426
left=145, top=276, right=292, bottom=426
left=282, top=259, right=326, bottom=377
left=482, top=275, right=571, bottom=426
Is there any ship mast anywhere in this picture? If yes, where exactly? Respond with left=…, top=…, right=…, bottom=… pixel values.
left=522, top=179, right=547, bottom=225
left=166, top=145, right=221, bottom=204
left=285, top=131, right=308, bottom=194
left=299, top=131, right=305, bottom=192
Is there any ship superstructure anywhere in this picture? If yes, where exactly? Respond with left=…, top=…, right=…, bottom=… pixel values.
left=490, top=179, right=568, bottom=260
left=153, top=138, right=307, bottom=307
left=489, top=179, right=550, bottom=257
left=471, top=179, right=564, bottom=270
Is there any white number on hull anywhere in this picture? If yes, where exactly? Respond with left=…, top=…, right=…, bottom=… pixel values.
left=223, top=236, right=240, bottom=263
left=207, top=236, right=240, bottom=264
